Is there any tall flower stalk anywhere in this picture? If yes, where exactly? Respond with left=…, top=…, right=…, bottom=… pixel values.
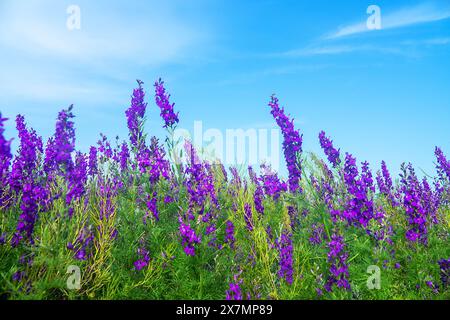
left=269, top=95, right=303, bottom=193
left=125, top=80, right=147, bottom=152
left=319, top=131, right=341, bottom=168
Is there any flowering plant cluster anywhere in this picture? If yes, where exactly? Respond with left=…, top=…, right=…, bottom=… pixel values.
left=0, top=78, right=448, bottom=300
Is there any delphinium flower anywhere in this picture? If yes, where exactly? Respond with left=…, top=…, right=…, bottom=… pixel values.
left=230, top=167, right=242, bottom=189
left=319, top=131, right=341, bottom=167
left=224, top=220, right=235, bottom=249
left=243, top=203, right=253, bottom=232
left=341, top=154, right=375, bottom=228
left=139, top=137, right=171, bottom=184
left=44, top=106, right=76, bottom=175
left=9, top=115, right=43, bottom=193
left=66, top=152, right=87, bottom=217
left=144, top=192, right=159, bottom=223
left=421, top=178, right=439, bottom=225
left=154, top=78, right=179, bottom=129
left=219, top=162, right=228, bottom=182
left=10, top=116, right=46, bottom=247
left=88, top=146, right=98, bottom=176
left=400, top=163, right=428, bottom=245
left=118, top=141, right=130, bottom=171
left=259, top=164, right=287, bottom=200
left=178, top=215, right=202, bottom=256
left=438, top=258, right=449, bottom=289
left=435, top=147, right=450, bottom=181
left=67, top=226, right=95, bottom=260
left=184, top=140, right=216, bottom=215
left=134, top=239, right=151, bottom=271
left=97, top=133, right=113, bottom=159
left=0, top=114, right=12, bottom=207
left=276, top=230, right=294, bottom=285
left=125, top=80, right=147, bottom=151
left=287, top=206, right=299, bottom=231
left=325, top=234, right=351, bottom=292
left=226, top=273, right=243, bottom=300
left=98, top=178, right=117, bottom=221
left=11, top=253, right=34, bottom=293
left=11, top=183, right=47, bottom=247
left=376, top=161, right=398, bottom=207
left=202, top=212, right=219, bottom=248
left=309, top=223, right=327, bottom=245
left=253, top=183, right=265, bottom=215
left=0, top=232, right=6, bottom=245
left=248, top=166, right=258, bottom=185
left=269, top=95, right=303, bottom=193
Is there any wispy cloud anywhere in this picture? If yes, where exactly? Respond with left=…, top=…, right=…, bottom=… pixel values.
left=401, top=37, right=450, bottom=45
left=281, top=45, right=356, bottom=57
left=0, top=1, right=207, bottom=66
left=273, top=44, right=408, bottom=58
left=0, top=0, right=209, bottom=103
left=326, top=2, right=450, bottom=39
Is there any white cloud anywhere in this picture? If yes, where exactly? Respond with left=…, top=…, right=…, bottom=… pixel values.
left=326, top=2, right=450, bottom=39
left=0, top=0, right=206, bottom=66
left=274, top=44, right=408, bottom=58
left=0, top=0, right=210, bottom=102
left=281, top=45, right=356, bottom=57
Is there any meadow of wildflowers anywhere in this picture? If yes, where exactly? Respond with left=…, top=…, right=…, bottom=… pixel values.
left=0, top=78, right=449, bottom=300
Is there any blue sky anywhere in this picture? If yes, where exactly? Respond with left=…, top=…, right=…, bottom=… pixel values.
left=1, top=0, right=450, bottom=179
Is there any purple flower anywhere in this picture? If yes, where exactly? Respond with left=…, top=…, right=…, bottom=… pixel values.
left=44, top=106, right=76, bottom=175
left=226, top=273, right=243, bottom=300
left=118, top=142, right=130, bottom=171
left=253, top=183, right=265, bottom=215
left=154, top=78, right=179, bottom=129
left=0, top=114, right=12, bottom=207
left=319, top=131, right=341, bottom=167
left=269, top=95, right=303, bottom=193
left=98, top=178, right=118, bottom=221
left=341, top=154, right=375, bottom=228
left=400, top=163, right=428, bottom=245
left=244, top=203, right=253, bottom=232
left=0, top=232, right=6, bottom=245
left=97, top=133, right=113, bottom=159
left=259, top=164, right=287, bottom=200
left=435, top=147, right=450, bottom=181
left=220, top=163, right=228, bottom=182
left=125, top=80, right=147, bottom=150
left=184, top=141, right=216, bottom=214
left=421, top=178, right=440, bottom=225
left=230, top=167, right=242, bottom=189
left=178, top=216, right=202, bottom=256
left=226, top=282, right=243, bottom=300
left=138, top=137, right=170, bottom=184
left=248, top=166, right=258, bottom=185
left=9, top=115, right=43, bottom=193
left=376, top=161, right=398, bottom=207
left=144, top=192, right=159, bottom=222
left=66, top=152, right=88, bottom=215
left=134, top=242, right=151, bottom=271
left=438, top=258, right=449, bottom=289
left=325, top=234, right=351, bottom=292
left=309, top=223, right=327, bottom=245
left=276, top=230, right=294, bottom=285
left=88, top=146, right=98, bottom=176
left=67, top=226, right=95, bottom=261
left=224, top=220, right=235, bottom=249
